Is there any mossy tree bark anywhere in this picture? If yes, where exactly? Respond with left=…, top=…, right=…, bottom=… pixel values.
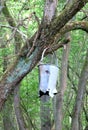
left=1, top=43, right=16, bottom=130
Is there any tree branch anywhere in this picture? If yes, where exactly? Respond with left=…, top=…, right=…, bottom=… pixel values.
left=46, top=38, right=70, bottom=53
left=62, top=21, right=88, bottom=33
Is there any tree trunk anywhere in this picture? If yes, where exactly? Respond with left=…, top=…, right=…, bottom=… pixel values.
left=54, top=1, right=72, bottom=129
left=14, top=86, right=27, bottom=130
left=54, top=42, right=70, bottom=130
left=40, top=95, right=51, bottom=130
left=2, top=96, right=16, bottom=130
left=71, top=49, right=88, bottom=130
left=40, top=1, right=57, bottom=130
left=1, top=42, right=16, bottom=130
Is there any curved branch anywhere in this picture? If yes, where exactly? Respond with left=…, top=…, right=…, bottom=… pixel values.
left=45, top=21, right=88, bottom=52
left=52, top=21, right=88, bottom=41
left=62, top=21, right=88, bottom=34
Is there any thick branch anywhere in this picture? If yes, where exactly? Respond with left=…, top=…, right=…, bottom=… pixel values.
left=49, top=21, right=88, bottom=43
left=0, top=46, right=43, bottom=111
left=61, top=21, right=88, bottom=34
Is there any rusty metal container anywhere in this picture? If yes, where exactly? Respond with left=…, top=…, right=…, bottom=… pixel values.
left=38, top=49, right=59, bottom=97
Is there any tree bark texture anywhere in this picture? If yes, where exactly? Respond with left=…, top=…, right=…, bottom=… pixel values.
left=1, top=43, right=17, bottom=130
left=14, top=86, right=27, bottom=130
left=2, top=96, right=16, bottom=130
left=0, top=0, right=88, bottom=110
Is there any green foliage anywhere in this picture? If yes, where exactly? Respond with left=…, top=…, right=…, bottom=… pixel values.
left=20, top=67, right=40, bottom=128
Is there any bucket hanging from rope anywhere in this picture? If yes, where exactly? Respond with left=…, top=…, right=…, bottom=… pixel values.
left=38, top=48, right=59, bottom=98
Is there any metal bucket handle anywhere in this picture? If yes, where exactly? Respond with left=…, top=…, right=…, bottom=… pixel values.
left=40, top=48, right=58, bottom=66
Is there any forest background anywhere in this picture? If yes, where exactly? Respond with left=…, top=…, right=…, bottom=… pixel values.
left=0, top=0, right=88, bottom=130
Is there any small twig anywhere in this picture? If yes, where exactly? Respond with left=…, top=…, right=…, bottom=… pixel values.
left=33, top=12, right=40, bottom=26
left=27, top=12, right=40, bottom=57
left=0, top=24, right=27, bottom=41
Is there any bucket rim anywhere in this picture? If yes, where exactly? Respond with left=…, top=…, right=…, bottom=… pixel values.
left=38, top=63, right=59, bottom=68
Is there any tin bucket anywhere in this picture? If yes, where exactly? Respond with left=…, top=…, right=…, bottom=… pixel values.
left=38, top=48, right=59, bottom=97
